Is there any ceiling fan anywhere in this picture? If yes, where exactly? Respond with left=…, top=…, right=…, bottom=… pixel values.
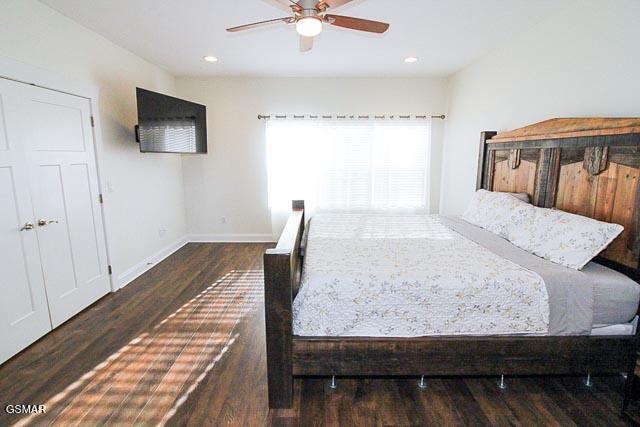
left=226, top=0, right=390, bottom=52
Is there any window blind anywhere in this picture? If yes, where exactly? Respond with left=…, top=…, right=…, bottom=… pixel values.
left=266, top=119, right=431, bottom=234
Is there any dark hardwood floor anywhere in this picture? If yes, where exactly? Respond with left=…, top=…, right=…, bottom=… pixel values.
left=1, top=243, right=640, bottom=426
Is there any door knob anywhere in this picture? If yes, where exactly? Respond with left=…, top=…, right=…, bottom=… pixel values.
left=37, top=219, right=59, bottom=227
left=20, top=222, right=34, bottom=231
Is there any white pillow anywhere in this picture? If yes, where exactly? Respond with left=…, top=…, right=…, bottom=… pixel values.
left=462, top=189, right=528, bottom=238
left=506, top=203, right=623, bottom=270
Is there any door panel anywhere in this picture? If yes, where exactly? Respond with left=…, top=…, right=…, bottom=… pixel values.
left=0, top=168, right=40, bottom=315
left=34, top=164, right=78, bottom=298
left=30, top=100, right=86, bottom=152
left=0, top=80, right=52, bottom=364
left=66, top=163, right=102, bottom=283
left=24, top=85, right=110, bottom=328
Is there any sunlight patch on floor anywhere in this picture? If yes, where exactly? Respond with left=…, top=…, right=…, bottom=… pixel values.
left=14, top=270, right=263, bottom=426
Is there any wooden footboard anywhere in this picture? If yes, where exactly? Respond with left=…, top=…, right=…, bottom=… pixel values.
left=263, top=200, right=305, bottom=408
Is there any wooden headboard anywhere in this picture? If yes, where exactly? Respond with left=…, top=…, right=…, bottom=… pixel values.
left=477, top=118, right=640, bottom=280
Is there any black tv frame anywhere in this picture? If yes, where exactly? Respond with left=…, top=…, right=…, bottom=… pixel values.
left=135, top=88, right=207, bottom=154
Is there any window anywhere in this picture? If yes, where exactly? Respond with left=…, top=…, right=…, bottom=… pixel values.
left=266, top=118, right=431, bottom=233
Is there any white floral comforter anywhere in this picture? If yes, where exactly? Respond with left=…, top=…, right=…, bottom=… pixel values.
left=292, top=214, right=549, bottom=337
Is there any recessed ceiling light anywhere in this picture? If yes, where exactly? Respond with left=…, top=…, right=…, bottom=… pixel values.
left=203, top=55, right=218, bottom=63
left=404, top=56, right=418, bottom=63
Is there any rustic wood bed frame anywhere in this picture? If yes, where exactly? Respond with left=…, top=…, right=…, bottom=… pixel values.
left=263, top=118, right=640, bottom=414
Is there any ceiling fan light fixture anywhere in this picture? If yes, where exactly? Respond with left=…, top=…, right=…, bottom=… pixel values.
left=226, top=0, right=389, bottom=52
left=296, top=17, right=323, bottom=37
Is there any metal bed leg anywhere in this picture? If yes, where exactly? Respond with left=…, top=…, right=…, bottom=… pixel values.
left=621, top=360, right=637, bottom=416
left=584, top=373, right=593, bottom=387
left=498, top=375, right=507, bottom=390
left=330, top=376, right=337, bottom=389
left=418, top=375, right=427, bottom=389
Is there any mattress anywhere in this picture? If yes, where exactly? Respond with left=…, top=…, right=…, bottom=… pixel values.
left=585, top=262, right=640, bottom=325
left=292, top=213, right=640, bottom=337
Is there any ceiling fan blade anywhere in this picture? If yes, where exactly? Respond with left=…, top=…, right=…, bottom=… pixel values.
left=264, top=0, right=302, bottom=13
left=227, top=17, right=293, bottom=32
left=324, top=14, right=389, bottom=33
left=300, top=36, right=314, bottom=52
left=317, top=0, right=353, bottom=10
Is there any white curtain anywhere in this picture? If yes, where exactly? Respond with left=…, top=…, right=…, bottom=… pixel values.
left=266, top=119, right=431, bottom=236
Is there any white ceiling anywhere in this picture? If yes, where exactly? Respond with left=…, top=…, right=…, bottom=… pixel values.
left=39, top=0, right=572, bottom=77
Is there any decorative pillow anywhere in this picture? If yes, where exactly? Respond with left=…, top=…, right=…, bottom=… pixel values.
left=462, top=189, right=528, bottom=238
left=506, top=203, right=623, bottom=270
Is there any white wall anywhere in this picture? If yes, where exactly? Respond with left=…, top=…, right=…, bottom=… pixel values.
left=176, top=76, right=448, bottom=239
left=4, top=0, right=636, bottom=267
left=440, top=0, right=640, bottom=215
left=0, top=0, right=187, bottom=287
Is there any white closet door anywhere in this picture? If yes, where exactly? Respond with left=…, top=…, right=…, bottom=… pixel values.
left=0, top=79, right=52, bottom=363
left=22, top=83, right=111, bottom=328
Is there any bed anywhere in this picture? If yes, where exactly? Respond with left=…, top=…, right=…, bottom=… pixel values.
left=293, top=212, right=639, bottom=338
left=263, top=118, right=640, bottom=414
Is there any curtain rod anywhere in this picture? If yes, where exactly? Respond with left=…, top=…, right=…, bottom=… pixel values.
left=257, top=114, right=446, bottom=120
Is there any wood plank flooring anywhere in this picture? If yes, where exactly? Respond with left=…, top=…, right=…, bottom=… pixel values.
left=1, top=243, right=640, bottom=426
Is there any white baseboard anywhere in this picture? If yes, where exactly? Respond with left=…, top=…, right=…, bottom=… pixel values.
left=117, top=236, right=189, bottom=289
left=115, top=234, right=275, bottom=289
left=188, top=233, right=275, bottom=243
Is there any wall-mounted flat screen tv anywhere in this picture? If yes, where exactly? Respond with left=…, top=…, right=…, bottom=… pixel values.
left=136, top=88, right=207, bottom=154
